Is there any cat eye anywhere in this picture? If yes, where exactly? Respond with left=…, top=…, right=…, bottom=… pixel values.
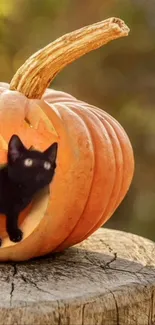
left=24, top=158, right=33, bottom=167
left=44, top=161, right=51, bottom=170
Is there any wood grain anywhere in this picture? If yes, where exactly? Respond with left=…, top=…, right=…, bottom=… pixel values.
left=0, top=227, right=155, bottom=325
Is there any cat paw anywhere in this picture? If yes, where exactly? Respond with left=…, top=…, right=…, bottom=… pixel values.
left=9, top=229, right=23, bottom=243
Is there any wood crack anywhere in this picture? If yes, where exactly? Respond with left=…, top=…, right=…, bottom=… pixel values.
left=1, top=228, right=155, bottom=324
left=105, top=252, right=117, bottom=268
left=148, top=289, right=154, bottom=325
left=20, top=274, right=52, bottom=295
left=9, top=263, right=17, bottom=306
left=109, top=289, right=119, bottom=325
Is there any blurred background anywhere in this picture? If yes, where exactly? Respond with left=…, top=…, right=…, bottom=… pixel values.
left=0, top=0, right=155, bottom=241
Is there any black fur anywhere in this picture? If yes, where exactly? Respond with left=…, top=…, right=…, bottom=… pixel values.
left=0, top=135, right=58, bottom=245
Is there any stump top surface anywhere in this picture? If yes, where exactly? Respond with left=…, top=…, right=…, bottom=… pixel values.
left=0, top=228, right=155, bottom=325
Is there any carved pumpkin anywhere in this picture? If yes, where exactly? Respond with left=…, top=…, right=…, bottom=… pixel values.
left=0, top=18, right=134, bottom=261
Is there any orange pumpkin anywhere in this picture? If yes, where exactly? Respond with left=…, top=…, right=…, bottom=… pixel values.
left=0, top=18, right=134, bottom=261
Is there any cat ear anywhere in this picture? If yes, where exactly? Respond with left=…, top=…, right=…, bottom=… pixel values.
left=8, top=135, right=26, bottom=163
left=44, top=142, right=58, bottom=164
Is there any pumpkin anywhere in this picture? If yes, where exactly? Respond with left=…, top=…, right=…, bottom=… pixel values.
left=0, top=18, right=134, bottom=261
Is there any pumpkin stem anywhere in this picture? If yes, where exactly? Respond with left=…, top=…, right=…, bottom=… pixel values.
left=10, top=17, right=129, bottom=99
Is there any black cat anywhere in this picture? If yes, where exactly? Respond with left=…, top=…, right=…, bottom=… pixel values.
left=0, top=134, right=58, bottom=245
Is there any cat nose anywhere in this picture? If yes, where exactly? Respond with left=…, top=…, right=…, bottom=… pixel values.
left=36, top=174, right=43, bottom=181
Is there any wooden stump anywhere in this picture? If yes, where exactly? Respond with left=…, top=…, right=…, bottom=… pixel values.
left=0, top=228, right=155, bottom=325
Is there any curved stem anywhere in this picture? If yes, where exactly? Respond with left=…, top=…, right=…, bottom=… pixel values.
left=10, top=17, right=129, bottom=99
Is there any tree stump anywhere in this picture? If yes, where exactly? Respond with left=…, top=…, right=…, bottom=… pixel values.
left=0, top=228, right=155, bottom=325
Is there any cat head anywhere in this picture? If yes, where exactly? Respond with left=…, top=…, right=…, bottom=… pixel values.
left=7, top=135, right=58, bottom=189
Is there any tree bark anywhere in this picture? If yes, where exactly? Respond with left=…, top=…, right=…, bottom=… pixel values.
left=0, top=228, right=154, bottom=325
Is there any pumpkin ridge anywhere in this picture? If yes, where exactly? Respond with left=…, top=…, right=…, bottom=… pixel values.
left=87, top=105, right=134, bottom=208
left=52, top=101, right=124, bottom=240
left=81, top=106, right=134, bottom=238
left=77, top=109, right=125, bottom=241
left=55, top=102, right=116, bottom=251
left=44, top=97, right=133, bottom=248
left=81, top=102, right=134, bottom=206
left=37, top=102, right=95, bottom=256
left=89, top=107, right=124, bottom=213
left=90, top=109, right=123, bottom=216
left=99, top=110, right=134, bottom=206
left=41, top=92, right=133, bottom=253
